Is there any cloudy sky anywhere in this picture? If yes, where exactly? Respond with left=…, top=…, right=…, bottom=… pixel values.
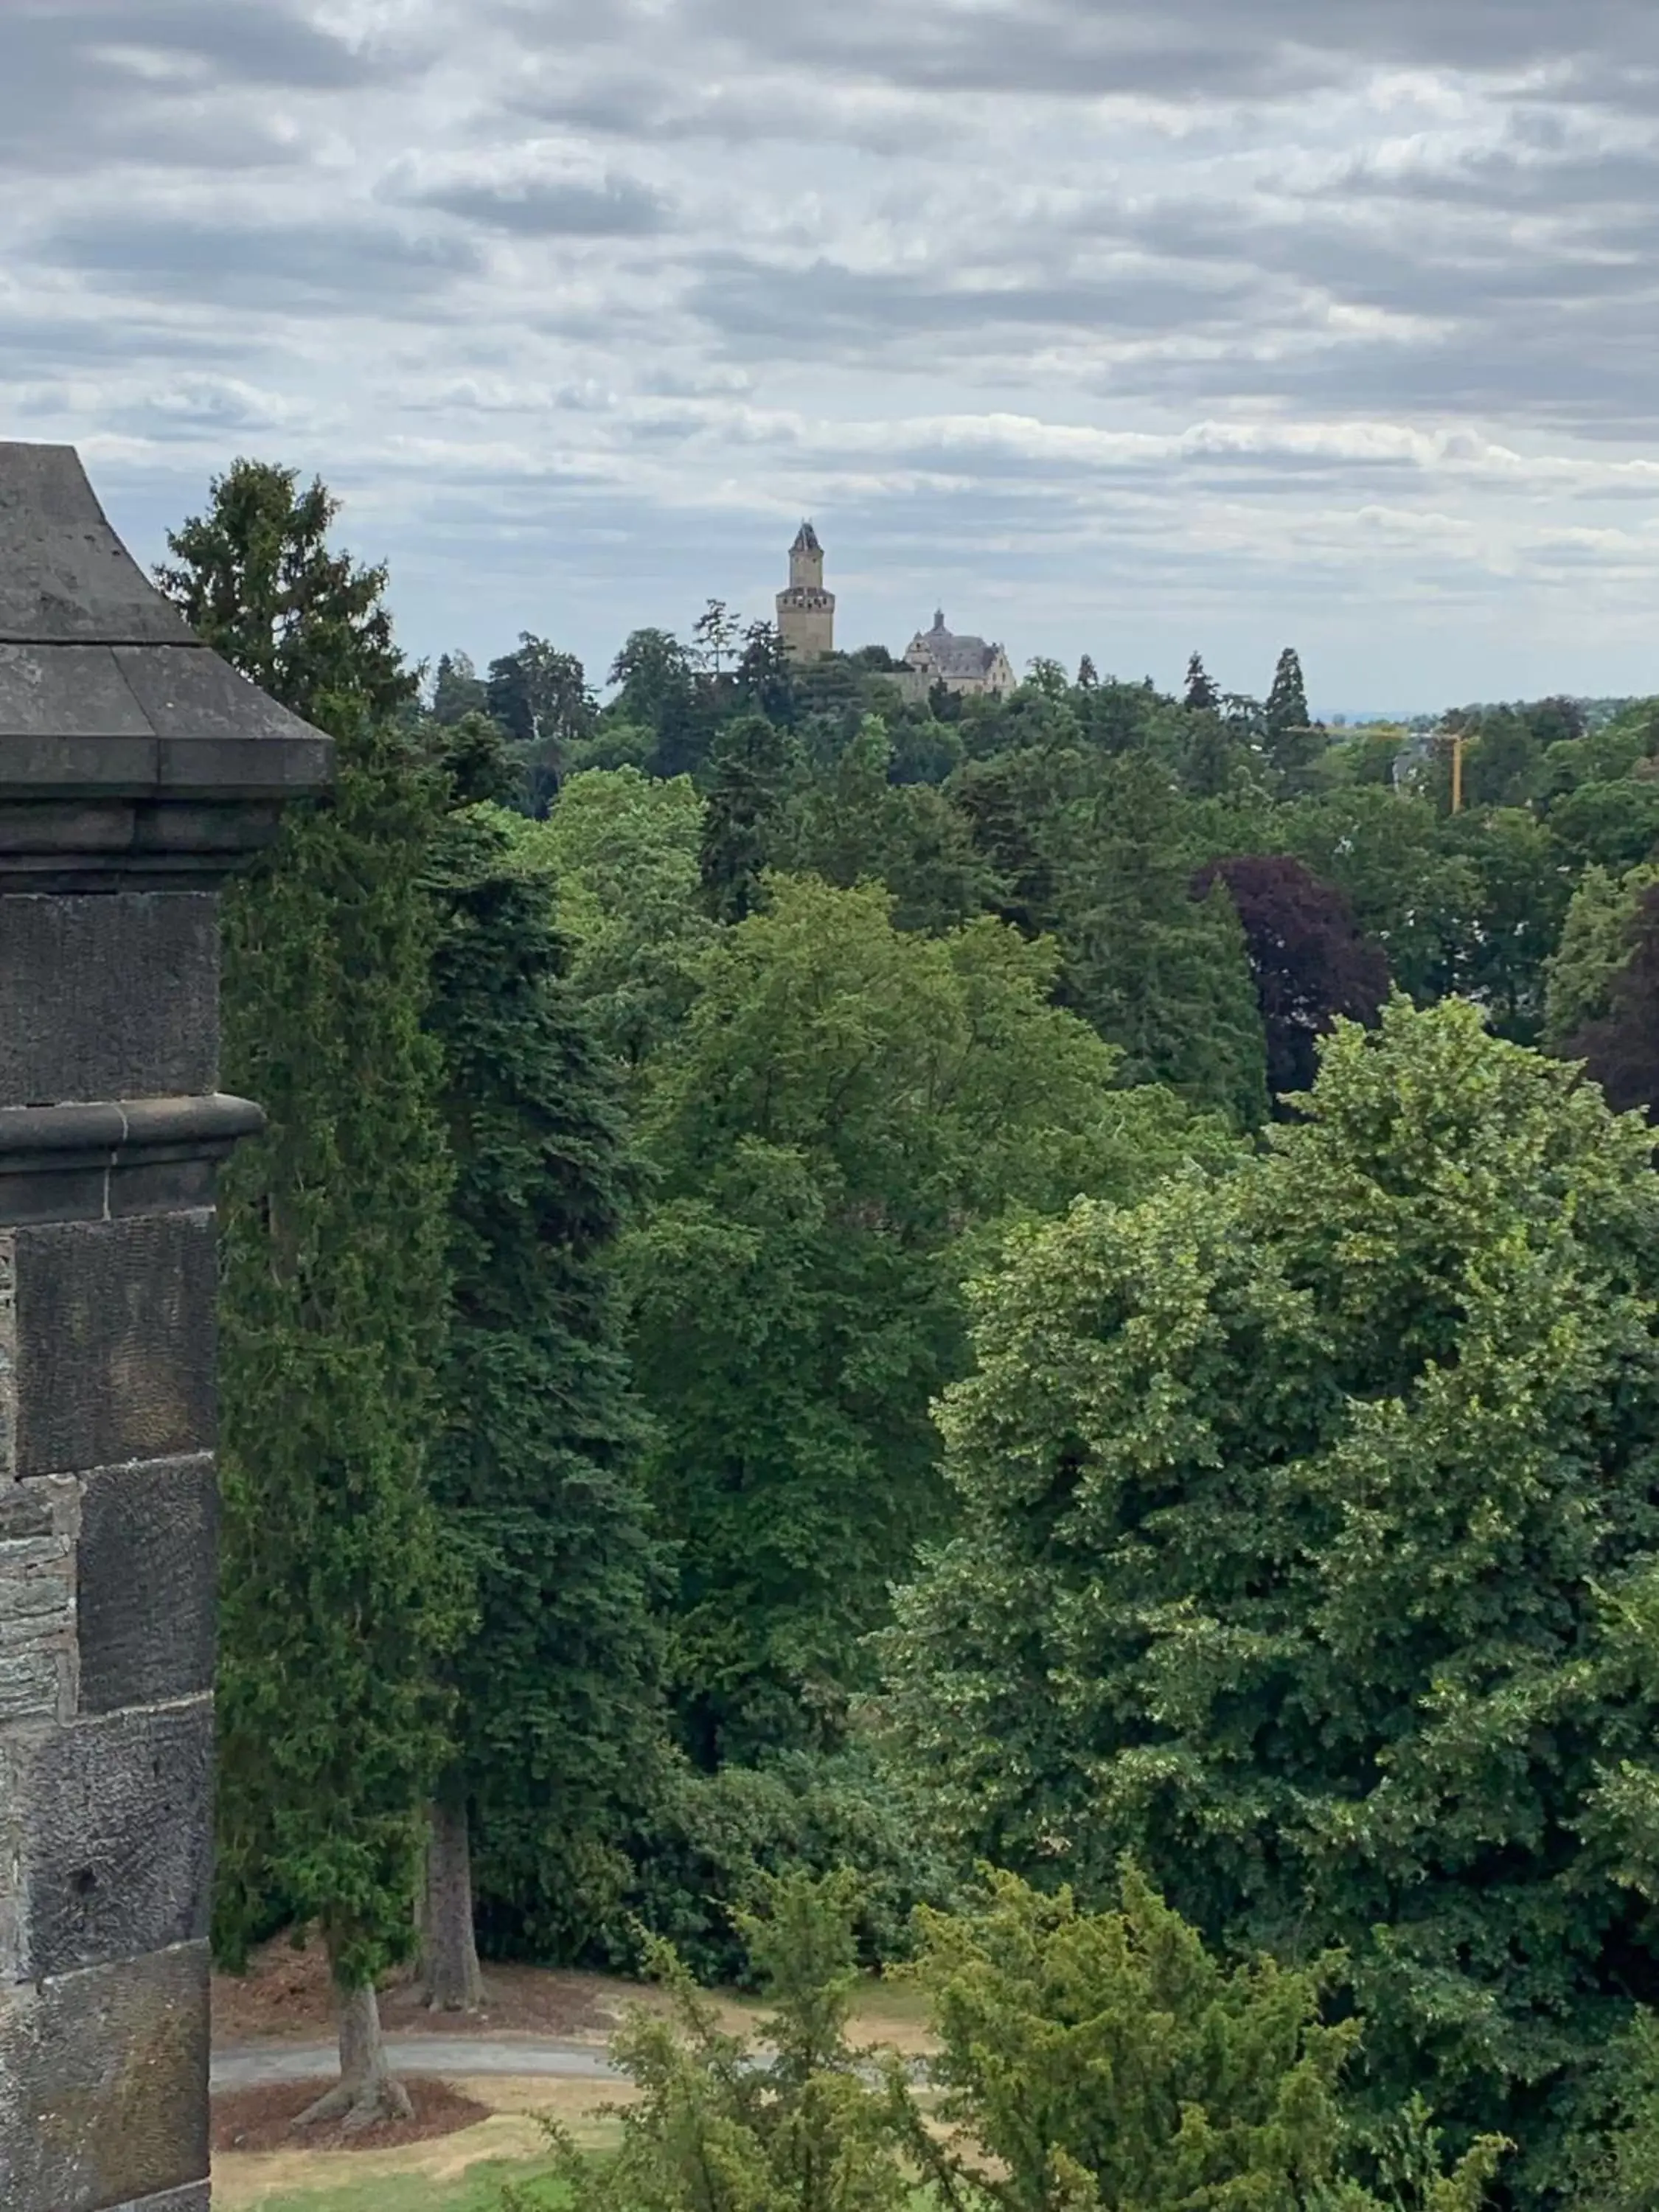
left=7, top=1, right=1659, bottom=711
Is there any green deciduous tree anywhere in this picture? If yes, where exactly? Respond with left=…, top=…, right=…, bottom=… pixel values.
left=786, top=714, right=995, bottom=933
left=629, top=874, right=1231, bottom=1766
left=1543, top=860, right=1659, bottom=1053
left=498, top=767, right=716, bottom=1075
left=417, top=729, right=666, bottom=2003
left=485, top=634, right=596, bottom=814
left=884, top=998, right=1659, bottom=2198
left=1280, top=790, right=1480, bottom=1009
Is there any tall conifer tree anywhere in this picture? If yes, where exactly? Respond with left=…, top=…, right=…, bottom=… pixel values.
left=1265, top=646, right=1310, bottom=737
left=417, top=721, right=666, bottom=2000
left=1184, top=651, right=1220, bottom=712
left=163, top=462, right=461, bottom=2128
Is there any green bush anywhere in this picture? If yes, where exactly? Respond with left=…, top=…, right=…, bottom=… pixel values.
left=540, top=1869, right=914, bottom=2212
left=619, top=1747, right=959, bottom=1985
left=514, top=1868, right=1504, bottom=2212
left=907, top=1866, right=1506, bottom=2212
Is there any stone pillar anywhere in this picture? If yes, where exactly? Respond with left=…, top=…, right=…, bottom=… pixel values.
left=0, top=445, right=331, bottom=2211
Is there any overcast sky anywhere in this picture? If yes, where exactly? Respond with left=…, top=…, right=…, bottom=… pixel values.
left=7, top=1, right=1659, bottom=711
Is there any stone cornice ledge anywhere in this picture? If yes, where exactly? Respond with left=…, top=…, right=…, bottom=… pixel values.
left=0, top=1095, right=265, bottom=1164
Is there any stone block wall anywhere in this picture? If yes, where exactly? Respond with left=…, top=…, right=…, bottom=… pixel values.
left=0, top=439, right=331, bottom=2211
left=0, top=892, right=254, bottom=2211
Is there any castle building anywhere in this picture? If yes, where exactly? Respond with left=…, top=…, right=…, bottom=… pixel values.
left=776, top=521, right=835, bottom=661
left=898, top=610, right=1016, bottom=701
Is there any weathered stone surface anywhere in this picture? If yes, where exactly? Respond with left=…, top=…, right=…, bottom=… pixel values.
left=0, top=1944, right=209, bottom=2211
left=0, top=643, right=153, bottom=742
left=15, top=1212, right=216, bottom=1475
left=0, top=445, right=195, bottom=649
left=0, top=1095, right=257, bottom=1227
left=0, top=1231, right=14, bottom=1480
left=0, top=894, right=218, bottom=1107
left=0, top=1702, right=214, bottom=1980
left=0, top=1477, right=77, bottom=1729
left=78, top=1458, right=217, bottom=1714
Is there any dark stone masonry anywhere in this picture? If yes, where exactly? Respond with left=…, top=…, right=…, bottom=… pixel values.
left=0, top=445, right=330, bottom=2210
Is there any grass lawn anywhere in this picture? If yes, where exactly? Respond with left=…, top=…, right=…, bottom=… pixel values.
left=242, top=2157, right=569, bottom=2212
left=220, top=1968, right=941, bottom=2211
left=243, top=2169, right=939, bottom=2212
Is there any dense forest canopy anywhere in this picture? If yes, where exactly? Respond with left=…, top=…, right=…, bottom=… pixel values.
left=193, top=462, right=1659, bottom=2200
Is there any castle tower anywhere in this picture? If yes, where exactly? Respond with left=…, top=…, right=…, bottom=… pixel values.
left=776, top=521, right=835, bottom=661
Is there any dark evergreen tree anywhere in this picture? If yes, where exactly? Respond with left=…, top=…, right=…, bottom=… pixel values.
left=165, top=462, right=461, bottom=2127
left=1184, top=652, right=1220, bottom=712
left=1059, top=756, right=1270, bottom=1127
left=1198, top=852, right=1390, bottom=1106
left=485, top=634, right=595, bottom=815
left=417, top=721, right=667, bottom=1997
left=1265, top=647, right=1322, bottom=792
left=692, top=597, right=742, bottom=675
left=1265, top=647, right=1311, bottom=737
left=1181, top=709, right=1235, bottom=799
left=698, top=712, right=800, bottom=923
left=1077, top=653, right=1099, bottom=689
left=737, top=619, right=798, bottom=726
left=156, top=459, right=408, bottom=720
left=431, top=650, right=490, bottom=726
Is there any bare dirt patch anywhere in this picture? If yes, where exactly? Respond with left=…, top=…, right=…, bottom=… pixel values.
left=212, top=2076, right=491, bottom=2154
left=212, top=1931, right=622, bottom=2047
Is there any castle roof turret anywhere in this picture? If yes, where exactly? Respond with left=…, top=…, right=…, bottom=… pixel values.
left=791, top=520, right=821, bottom=555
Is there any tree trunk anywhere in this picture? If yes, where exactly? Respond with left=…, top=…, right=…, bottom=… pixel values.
left=293, top=1968, right=414, bottom=2132
left=421, top=1787, right=484, bottom=2012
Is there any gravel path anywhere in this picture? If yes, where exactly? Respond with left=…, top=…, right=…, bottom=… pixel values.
left=212, top=2037, right=620, bottom=2093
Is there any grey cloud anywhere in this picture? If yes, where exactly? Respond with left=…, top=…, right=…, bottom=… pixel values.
left=38, top=211, right=484, bottom=314
left=688, top=253, right=1268, bottom=358
left=503, top=61, right=958, bottom=154
left=0, top=309, right=252, bottom=378
left=6, top=0, right=379, bottom=88
left=406, top=174, right=672, bottom=237
left=15, top=0, right=1659, bottom=707
left=0, top=1, right=385, bottom=172
left=672, top=0, right=1659, bottom=102
left=1331, top=143, right=1659, bottom=214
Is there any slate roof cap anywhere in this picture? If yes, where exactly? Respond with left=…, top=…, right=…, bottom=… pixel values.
left=0, top=443, right=332, bottom=801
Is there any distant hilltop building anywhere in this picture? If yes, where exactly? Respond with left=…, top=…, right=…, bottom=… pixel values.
left=776, top=521, right=835, bottom=661
left=771, top=526, right=1015, bottom=695
left=899, top=610, right=1015, bottom=702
